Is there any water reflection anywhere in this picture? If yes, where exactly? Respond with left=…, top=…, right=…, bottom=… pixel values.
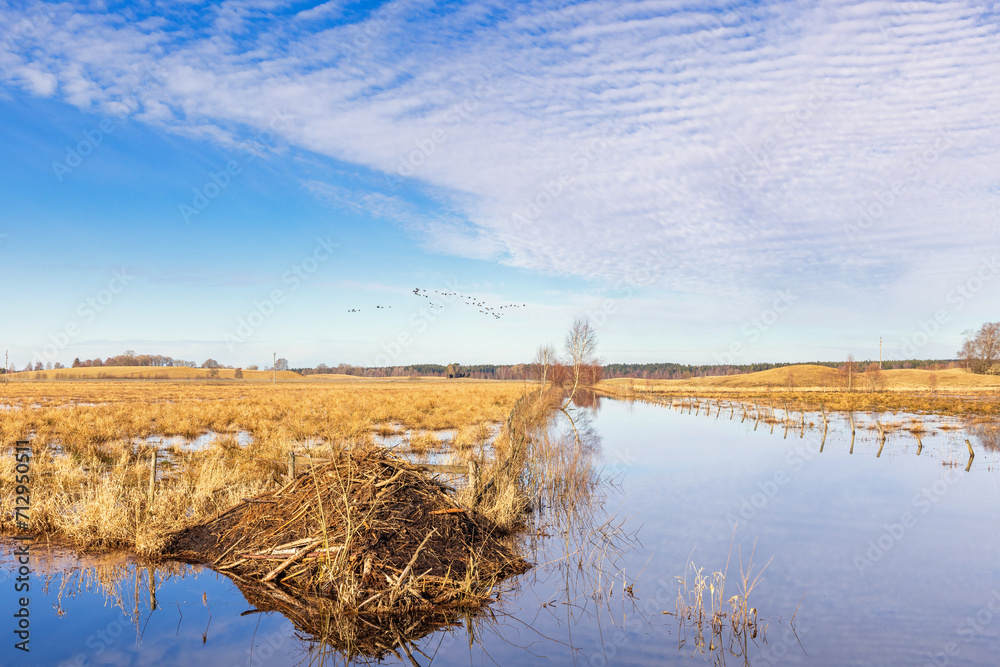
left=8, top=395, right=1000, bottom=665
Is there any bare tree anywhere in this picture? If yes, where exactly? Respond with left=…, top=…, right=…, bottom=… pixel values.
left=533, top=344, right=556, bottom=393
left=563, top=317, right=598, bottom=409
left=862, top=362, right=886, bottom=393
left=275, top=358, right=289, bottom=372
left=958, top=322, right=1000, bottom=374
left=839, top=354, right=858, bottom=391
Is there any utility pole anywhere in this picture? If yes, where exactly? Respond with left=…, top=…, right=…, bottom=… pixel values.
left=4, top=349, right=7, bottom=385
left=272, top=352, right=276, bottom=386
left=879, top=337, right=882, bottom=370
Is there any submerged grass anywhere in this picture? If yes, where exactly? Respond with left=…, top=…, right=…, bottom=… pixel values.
left=669, top=539, right=773, bottom=664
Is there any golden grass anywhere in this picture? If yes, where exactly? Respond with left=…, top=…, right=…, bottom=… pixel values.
left=0, top=379, right=528, bottom=554
left=601, top=364, right=1000, bottom=416
left=604, top=364, right=1000, bottom=392
left=5, top=365, right=303, bottom=381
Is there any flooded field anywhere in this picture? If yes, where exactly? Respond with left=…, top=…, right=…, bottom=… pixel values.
left=4, top=396, right=1000, bottom=665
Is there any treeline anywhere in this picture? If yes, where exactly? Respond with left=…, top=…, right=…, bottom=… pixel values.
left=13, top=351, right=261, bottom=373
left=297, top=363, right=528, bottom=380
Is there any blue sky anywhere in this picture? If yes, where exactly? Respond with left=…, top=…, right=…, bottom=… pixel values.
left=1, top=0, right=999, bottom=369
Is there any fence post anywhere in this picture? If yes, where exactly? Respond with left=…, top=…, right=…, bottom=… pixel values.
left=148, top=450, right=157, bottom=506
left=468, top=460, right=479, bottom=507
left=288, top=451, right=296, bottom=481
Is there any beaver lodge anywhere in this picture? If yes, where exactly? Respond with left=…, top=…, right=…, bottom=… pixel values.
left=162, top=446, right=529, bottom=626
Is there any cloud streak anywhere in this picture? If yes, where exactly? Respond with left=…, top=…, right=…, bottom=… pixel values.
left=3, top=0, right=999, bottom=339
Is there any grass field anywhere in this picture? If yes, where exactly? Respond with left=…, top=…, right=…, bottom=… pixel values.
left=600, top=364, right=1000, bottom=415
left=0, top=378, right=534, bottom=553
left=4, top=365, right=303, bottom=381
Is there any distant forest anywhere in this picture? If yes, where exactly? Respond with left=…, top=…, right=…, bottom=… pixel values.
left=3, top=352, right=959, bottom=379
left=297, top=358, right=960, bottom=380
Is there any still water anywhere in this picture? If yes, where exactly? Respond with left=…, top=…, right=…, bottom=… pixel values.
left=3, top=398, right=1000, bottom=666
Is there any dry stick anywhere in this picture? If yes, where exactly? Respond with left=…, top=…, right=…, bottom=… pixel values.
left=849, top=431, right=855, bottom=455
left=392, top=529, right=438, bottom=601
left=915, top=433, right=923, bottom=455
left=262, top=538, right=323, bottom=582
left=148, top=450, right=157, bottom=507
left=211, top=534, right=249, bottom=566
left=876, top=421, right=886, bottom=458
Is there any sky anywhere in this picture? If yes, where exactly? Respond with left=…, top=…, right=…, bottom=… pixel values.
left=1, top=0, right=999, bottom=369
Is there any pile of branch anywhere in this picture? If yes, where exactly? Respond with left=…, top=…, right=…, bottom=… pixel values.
left=163, top=446, right=529, bottom=614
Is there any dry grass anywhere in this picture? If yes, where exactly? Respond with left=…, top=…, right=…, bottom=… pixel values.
left=669, top=540, right=772, bottom=662
left=5, top=365, right=303, bottom=381
left=0, top=379, right=527, bottom=554
left=601, top=365, right=1000, bottom=416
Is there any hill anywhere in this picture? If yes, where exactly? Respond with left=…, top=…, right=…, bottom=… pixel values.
left=601, top=364, right=1000, bottom=391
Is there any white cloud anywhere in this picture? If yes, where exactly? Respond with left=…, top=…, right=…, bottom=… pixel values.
left=2, top=0, right=999, bottom=329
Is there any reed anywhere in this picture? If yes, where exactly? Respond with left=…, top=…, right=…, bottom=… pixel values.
left=0, top=379, right=524, bottom=553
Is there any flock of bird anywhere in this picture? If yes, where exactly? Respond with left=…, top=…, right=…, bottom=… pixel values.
left=345, top=306, right=391, bottom=313
left=346, top=289, right=525, bottom=319
left=412, top=288, right=525, bottom=319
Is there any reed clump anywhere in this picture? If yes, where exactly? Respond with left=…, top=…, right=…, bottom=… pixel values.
left=669, top=541, right=772, bottom=662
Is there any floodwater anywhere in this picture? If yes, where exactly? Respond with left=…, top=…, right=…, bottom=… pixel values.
left=4, top=397, right=1000, bottom=666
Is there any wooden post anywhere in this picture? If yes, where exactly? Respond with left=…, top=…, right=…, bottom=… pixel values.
left=147, top=566, right=157, bottom=611
left=148, top=450, right=157, bottom=506
left=916, top=433, right=923, bottom=455
left=849, top=411, right=856, bottom=435
left=287, top=451, right=296, bottom=481
left=966, top=439, right=975, bottom=459
left=468, top=460, right=479, bottom=507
